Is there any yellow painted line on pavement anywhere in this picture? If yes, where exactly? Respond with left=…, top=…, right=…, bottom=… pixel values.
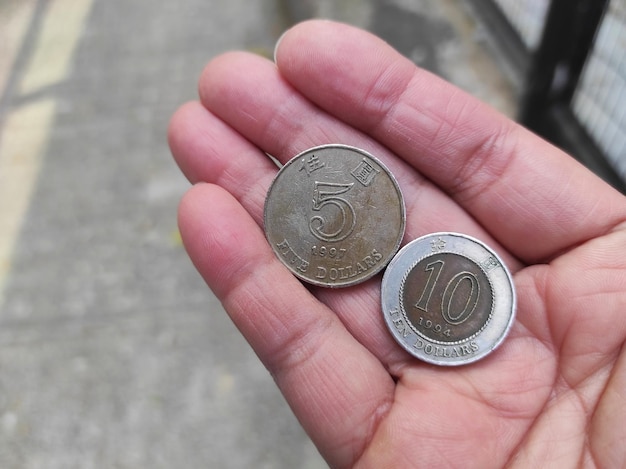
left=0, top=0, right=94, bottom=306
left=0, top=99, right=57, bottom=286
left=0, top=1, right=37, bottom=95
left=20, top=0, right=94, bottom=94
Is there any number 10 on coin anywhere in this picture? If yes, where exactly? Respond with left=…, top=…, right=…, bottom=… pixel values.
left=381, top=233, right=516, bottom=366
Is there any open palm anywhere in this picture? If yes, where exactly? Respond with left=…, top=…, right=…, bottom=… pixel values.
left=169, top=21, right=626, bottom=468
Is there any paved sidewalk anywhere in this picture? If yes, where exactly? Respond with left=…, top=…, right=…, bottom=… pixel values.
left=0, top=1, right=513, bottom=467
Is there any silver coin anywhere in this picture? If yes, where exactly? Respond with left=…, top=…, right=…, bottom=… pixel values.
left=381, top=232, right=516, bottom=365
left=264, top=144, right=405, bottom=287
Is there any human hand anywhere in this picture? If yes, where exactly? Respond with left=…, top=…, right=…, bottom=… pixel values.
left=168, top=20, right=626, bottom=468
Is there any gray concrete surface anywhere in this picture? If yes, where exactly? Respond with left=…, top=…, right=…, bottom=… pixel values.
left=0, top=1, right=514, bottom=467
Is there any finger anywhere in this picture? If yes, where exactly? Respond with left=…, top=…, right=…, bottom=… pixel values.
left=178, top=183, right=395, bottom=467
left=168, top=97, right=413, bottom=369
left=196, top=51, right=522, bottom=271
left=168, top=101, right=275, bottom=225
left=274, top=20, right=626, bottom=263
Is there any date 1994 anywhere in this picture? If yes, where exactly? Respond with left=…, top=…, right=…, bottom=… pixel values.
left=418, top=316, right=452, bottom=337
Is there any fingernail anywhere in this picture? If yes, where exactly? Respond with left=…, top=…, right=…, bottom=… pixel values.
left=273, top=28, right=290, bottom=64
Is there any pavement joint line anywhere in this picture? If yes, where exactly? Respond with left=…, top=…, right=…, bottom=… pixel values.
left=0, top=0, right=94, bottom=307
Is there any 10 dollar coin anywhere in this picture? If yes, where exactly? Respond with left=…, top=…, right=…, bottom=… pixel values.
left=381, top=232, right=516, bottom=365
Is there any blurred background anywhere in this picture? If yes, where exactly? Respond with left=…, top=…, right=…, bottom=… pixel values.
left=0, top=0, right=623, bottom=467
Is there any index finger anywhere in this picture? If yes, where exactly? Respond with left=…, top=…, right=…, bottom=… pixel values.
left=274, top=20, right=626, bottom=263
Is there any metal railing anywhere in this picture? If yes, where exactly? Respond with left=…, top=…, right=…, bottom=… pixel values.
left=469, top=0, right=626, bottom=192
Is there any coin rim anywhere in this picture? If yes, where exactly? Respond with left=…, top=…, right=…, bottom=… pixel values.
left=263, top=144, right=406, bottom=288
left=381, top=232, right=516, bottom=365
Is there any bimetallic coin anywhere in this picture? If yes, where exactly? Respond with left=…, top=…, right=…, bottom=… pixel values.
left=264, top=144, right=405, bottom=287
left=381, top=232, right=516, bottom=365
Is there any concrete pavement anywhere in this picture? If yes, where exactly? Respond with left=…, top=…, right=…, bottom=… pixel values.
left=0, top=1, right=513, bottom=467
